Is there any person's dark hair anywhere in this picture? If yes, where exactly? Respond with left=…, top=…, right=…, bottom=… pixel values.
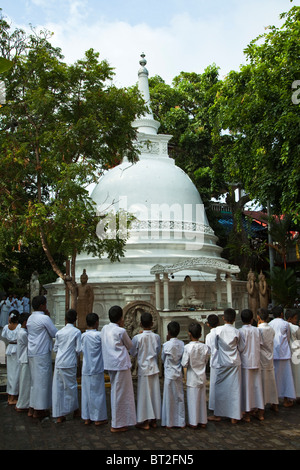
left=207, top=314, right=219, bottom=328
left=241, top=309, right=253, bottom=324
left=223, top=308, right=236, bottom=323
left=167, top=321, right=180, bottom=338
left=109, top=305, right=123, bottom=323
left=271, top=305, right=284, bottom=318
left=19, top=312, right=30, bottom=325
left=188, top=322, right=201, bottom=340
left=32, top=295, right=47, bottom=311
left=285, top=309, right=298, bottom=321
left=86, top=312, right=99, bottom=327
left=9, top=310, right=20, bottom=323
left=65, top=309, right=77, bottom=324
left=141, top=311, right=153, bottom=328
left=257, top=308, right=269, bottom=322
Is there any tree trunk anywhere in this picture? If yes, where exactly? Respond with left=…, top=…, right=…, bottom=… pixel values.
left=40, top=229, right=78, bottom=310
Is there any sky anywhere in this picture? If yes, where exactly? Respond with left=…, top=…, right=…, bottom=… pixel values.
left=0, top=0, right=298, bottom=87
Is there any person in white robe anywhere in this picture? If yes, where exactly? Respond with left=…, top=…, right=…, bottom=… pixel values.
left=269, top=305, right=296, bottom=407
left=100, top=305, right=136, bottom=432
left=161, top=321, right=185, bottom=429
left=0, top=295, right=11, bottom=328
left=81, top=312, right=107, bottom=426
left=181, top=322, right=209, bottom=428
left=239, top=309, right=264, bottom=421
left=9, top=294, right=19, bottom=313
left=52, top=309, right=82, bottom=423
left=209, top=308, right=242, bottom=424
left=16, top=296, right=23, bottom=314
left=130, top=312, right=161, bottom=430
left=27, top=295, right=57, bottom=419
left=21, top=293, right=30, bottom=313
left=1, top=310, right=21, bottom=405
left=0, top=295, right=5, bottom=328
left=15, top=313, right=31, bottom=411
left=257, top=308, right=279, bottom=413
left=205, top=314, right=220, bottom=413
left=285, top=309, right=300, bottom=399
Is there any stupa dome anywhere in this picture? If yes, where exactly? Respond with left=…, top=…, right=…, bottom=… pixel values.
left=91, top=150, right=210, bottom=229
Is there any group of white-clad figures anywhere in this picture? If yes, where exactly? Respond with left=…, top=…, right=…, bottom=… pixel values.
left=0, top=293, right=30, bottom=328
left=1, top=293, right=300, bottom=431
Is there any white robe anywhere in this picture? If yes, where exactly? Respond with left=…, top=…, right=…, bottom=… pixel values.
left=205, top=328, right=219, bottom=411
left=161, top=338, right=185, bottom=427
left=130, top=330, right=161, bottom=423
left=214, top=324, right=242, bottom=420
left=52, top=323, right=81, bottom=418
left=269, top=318, right=296, bottom=399
left=81, top=373, right=107, bottom=422
left=289, top=323, right=300, bottom=397
left=136, top=373, right=161, bottom=422
left=16, top=327, right=31, bottom=409
left=1, top=324, right=21, bottom=395
left=27, top=310, right=57, bottom=410
left=109, top=369, right=136, bottom=428
left=29, top=352, right=53, bottom=410
left=0, top=300, right=11, bottom=327
left=81, top=329, right=107, bottom=422
left=52, top=366, right=79, bottom=418
left=258, top=323, right=278, bottom=405
left=182, top=341, right=209, bottom=426
left=100, top=322, right=136, bottom=428
left=16, top=363, right=31, bottom=409
left=239, top=324, right=264, bottom=412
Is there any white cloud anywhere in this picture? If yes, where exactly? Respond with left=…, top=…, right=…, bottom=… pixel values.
left=10, top=0, right=293, bottom=87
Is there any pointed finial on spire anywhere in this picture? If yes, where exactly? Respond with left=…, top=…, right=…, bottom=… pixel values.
left=139, top=52, right=147, bottom=67
left=133, top=52, right=160, bottom=135
left=138, top=52, right=149, bottom=77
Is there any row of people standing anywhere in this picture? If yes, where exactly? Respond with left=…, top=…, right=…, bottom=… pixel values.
left=207, top=306, right=300, bottom=423
left=1, top=299, right=208, bottom=429
left=0, top=293, right=30, bottom=328
left=1, top=295, right=299, bottom=430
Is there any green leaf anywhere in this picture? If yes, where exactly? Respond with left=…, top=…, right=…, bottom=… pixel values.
left=0, top=57, right=13, bottom=73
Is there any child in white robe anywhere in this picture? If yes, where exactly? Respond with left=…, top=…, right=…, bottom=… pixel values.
left=100, top=305, right=136, bottom=433
left=269, top=305, right=296, bottom=407
left=1, top=310, right=21, bottom=405
left=285, top=309, right=300, bottom=400
left=0, top=296, right=11, bottom=328
left=130, top=311, right=161, bottom=430
left=182, top=322, right=209, bottom=428
left=209, top=308, right=242, bottom=424
left=81, top=312, right=107, bottom=426
left=257, top=308, right=279, bottom=413
left=15, top=313, right=31, bottom=412
left=161, top=321, right=185, bottom=429
left=52, top=309, right=82, bottom=423
left=239, top=309, right=264, bottom=422
left=205, top=314, right=220, bottom=413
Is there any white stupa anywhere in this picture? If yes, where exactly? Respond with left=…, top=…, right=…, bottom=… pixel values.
left=45, top=54, right=246, bottom=336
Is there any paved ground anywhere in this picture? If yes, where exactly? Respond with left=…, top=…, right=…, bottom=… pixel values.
left=1, top=364, right=300, bottom=457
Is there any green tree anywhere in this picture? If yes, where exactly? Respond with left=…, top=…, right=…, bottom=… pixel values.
left=0, top=22, right=145, bottom=308
left=216, top=6, right=300, bottom=222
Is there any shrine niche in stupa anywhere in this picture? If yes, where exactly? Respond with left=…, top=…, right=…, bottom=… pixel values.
left=123, top=300, right=161, bottom=376
left=123, top=300, right=160, bottom=337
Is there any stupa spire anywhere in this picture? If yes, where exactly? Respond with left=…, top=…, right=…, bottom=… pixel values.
left=133, top=53, right=160, bottom=135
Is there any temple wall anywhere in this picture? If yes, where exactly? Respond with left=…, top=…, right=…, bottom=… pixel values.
left=44, top=277, right=248, bottom=334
